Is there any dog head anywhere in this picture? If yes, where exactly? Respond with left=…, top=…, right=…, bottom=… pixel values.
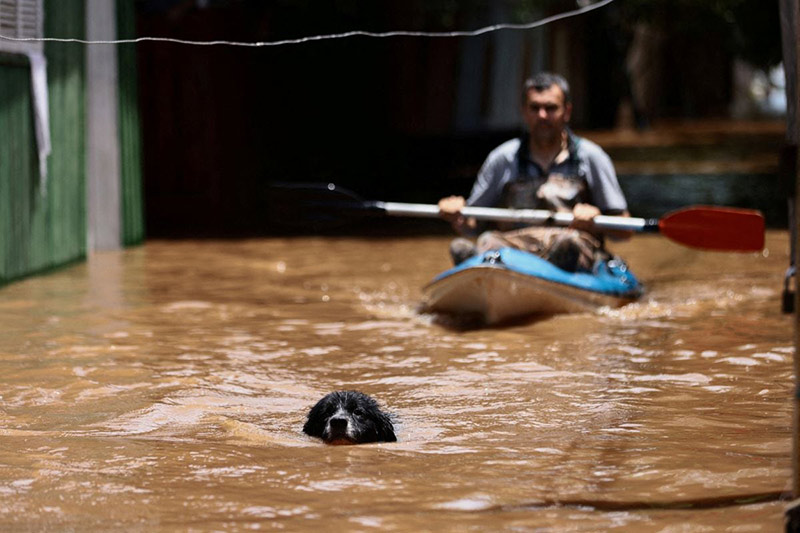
left=303, top=390, right=396, bottom=445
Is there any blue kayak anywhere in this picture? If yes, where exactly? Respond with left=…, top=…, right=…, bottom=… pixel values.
left=421, top=247, right=643, bottom=324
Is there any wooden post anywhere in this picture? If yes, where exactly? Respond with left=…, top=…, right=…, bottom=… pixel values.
left=86, top=0, right=122, bottom=251
left=791, top=0, right=800, bottom=499
left=781, top=1, right=800, bottom=529
left=784, top=0, right=800, bottom=499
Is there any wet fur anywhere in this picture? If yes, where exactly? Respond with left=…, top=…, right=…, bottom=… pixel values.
left=303, top=391, right=396, bottom=445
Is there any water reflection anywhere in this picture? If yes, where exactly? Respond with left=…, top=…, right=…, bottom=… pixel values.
left=0, top=232, right=792, bottom=530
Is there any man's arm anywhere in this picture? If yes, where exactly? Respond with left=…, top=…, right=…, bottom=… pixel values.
left=576, top=139, right=632, bottom=240
left=438, top=141, right=517, bottom=235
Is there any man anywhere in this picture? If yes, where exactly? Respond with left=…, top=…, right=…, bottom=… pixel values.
left=438, top=72, right=630, bottom=272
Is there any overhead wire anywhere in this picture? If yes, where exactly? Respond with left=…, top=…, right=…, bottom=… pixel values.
left=0, top=0, right=616, bottom=47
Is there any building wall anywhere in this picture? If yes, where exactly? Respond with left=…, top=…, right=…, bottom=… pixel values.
left=117, top=0, right=145, bottom=247
left=0, top=0, right=143, bottom=287
left=0, top=0, right=86, bottom=285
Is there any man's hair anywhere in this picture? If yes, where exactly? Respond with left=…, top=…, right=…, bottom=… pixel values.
left=522, top=72, right=571, bottom=105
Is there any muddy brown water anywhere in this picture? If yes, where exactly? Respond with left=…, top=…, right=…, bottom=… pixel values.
left=0, top=232, right=793, bottom=531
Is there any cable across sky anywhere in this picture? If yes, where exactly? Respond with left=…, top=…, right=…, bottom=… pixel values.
left=0, top=0, right=616, bottom=48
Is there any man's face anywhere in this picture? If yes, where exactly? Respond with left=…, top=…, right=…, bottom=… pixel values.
left=521, top=84, right=572, bottom=145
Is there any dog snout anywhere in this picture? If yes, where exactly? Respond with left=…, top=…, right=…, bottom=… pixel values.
left=329, top=417, right=348, bottom=431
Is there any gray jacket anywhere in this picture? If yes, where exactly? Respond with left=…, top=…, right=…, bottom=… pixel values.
left=467, top=131, right=627, bottom=215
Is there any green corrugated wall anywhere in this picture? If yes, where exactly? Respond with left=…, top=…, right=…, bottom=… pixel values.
left=0, top=58, right=37, bottom=281
left=0, top=0, right=144, bottom=286
left=45, top=0, right=87, bottom=269
left=117, top=0, right=145, bottom=246
left=0, top=0, right=86, bottom=285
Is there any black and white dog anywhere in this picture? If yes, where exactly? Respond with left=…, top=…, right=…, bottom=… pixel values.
left=303, top=391, right=396, bottom=445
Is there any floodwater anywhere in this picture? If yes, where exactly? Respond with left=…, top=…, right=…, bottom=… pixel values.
left=0, top=231, right=793, bottom=531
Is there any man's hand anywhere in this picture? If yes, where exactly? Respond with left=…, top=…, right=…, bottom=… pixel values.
left=438, top=195, right=465, bottom=220
left=438, top=195, right=476, bottom=234
left=570, top=203, right=601, bottom=233
left=570, top=203, right=632, bottom=240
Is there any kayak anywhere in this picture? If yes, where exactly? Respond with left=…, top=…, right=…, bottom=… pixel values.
left=420, top=247, right=642, bottom=324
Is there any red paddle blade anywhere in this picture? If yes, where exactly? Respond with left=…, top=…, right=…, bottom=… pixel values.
left=658, top=206, right=765, bottom=252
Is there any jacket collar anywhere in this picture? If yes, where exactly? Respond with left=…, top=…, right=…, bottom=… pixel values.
left=517, top=128, right=580, bottom=174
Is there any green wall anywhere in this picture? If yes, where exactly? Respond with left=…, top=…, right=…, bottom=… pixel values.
left=45, top=0, right=88, bottom=269
left=0, top=0, right=144, bottom=286
left=0, top=0, right=86, bottom=285
left=117, top=0, right=145, bottom=246
left=0, top=60, right=44, bottom=281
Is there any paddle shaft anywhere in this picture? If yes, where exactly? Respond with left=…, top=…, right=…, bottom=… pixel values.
left=267, top=182, right=764, bottom=251
left=377, top=201, right=654, bottom=233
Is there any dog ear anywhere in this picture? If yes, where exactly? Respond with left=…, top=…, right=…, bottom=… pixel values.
left=374, top=411, right=397, bottom=442
left=302, top=398, right=328, bottom=437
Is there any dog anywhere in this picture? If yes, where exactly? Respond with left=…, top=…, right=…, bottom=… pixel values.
left=303, top=391, right=396, bottom=445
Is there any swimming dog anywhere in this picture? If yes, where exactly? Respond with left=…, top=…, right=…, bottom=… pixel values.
left=303, top=390, right=396, bottom=444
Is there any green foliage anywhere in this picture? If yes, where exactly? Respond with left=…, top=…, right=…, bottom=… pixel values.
left=725, top=0, right=783, bottom=68
left=403, top=0, right=780, bottom=69
left=618, top=0, right=782, bottom=68
left=396, top=0, right=782, bottom=69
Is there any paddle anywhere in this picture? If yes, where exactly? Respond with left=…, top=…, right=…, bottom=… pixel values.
left=267, top=182, right=765, bottom=252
